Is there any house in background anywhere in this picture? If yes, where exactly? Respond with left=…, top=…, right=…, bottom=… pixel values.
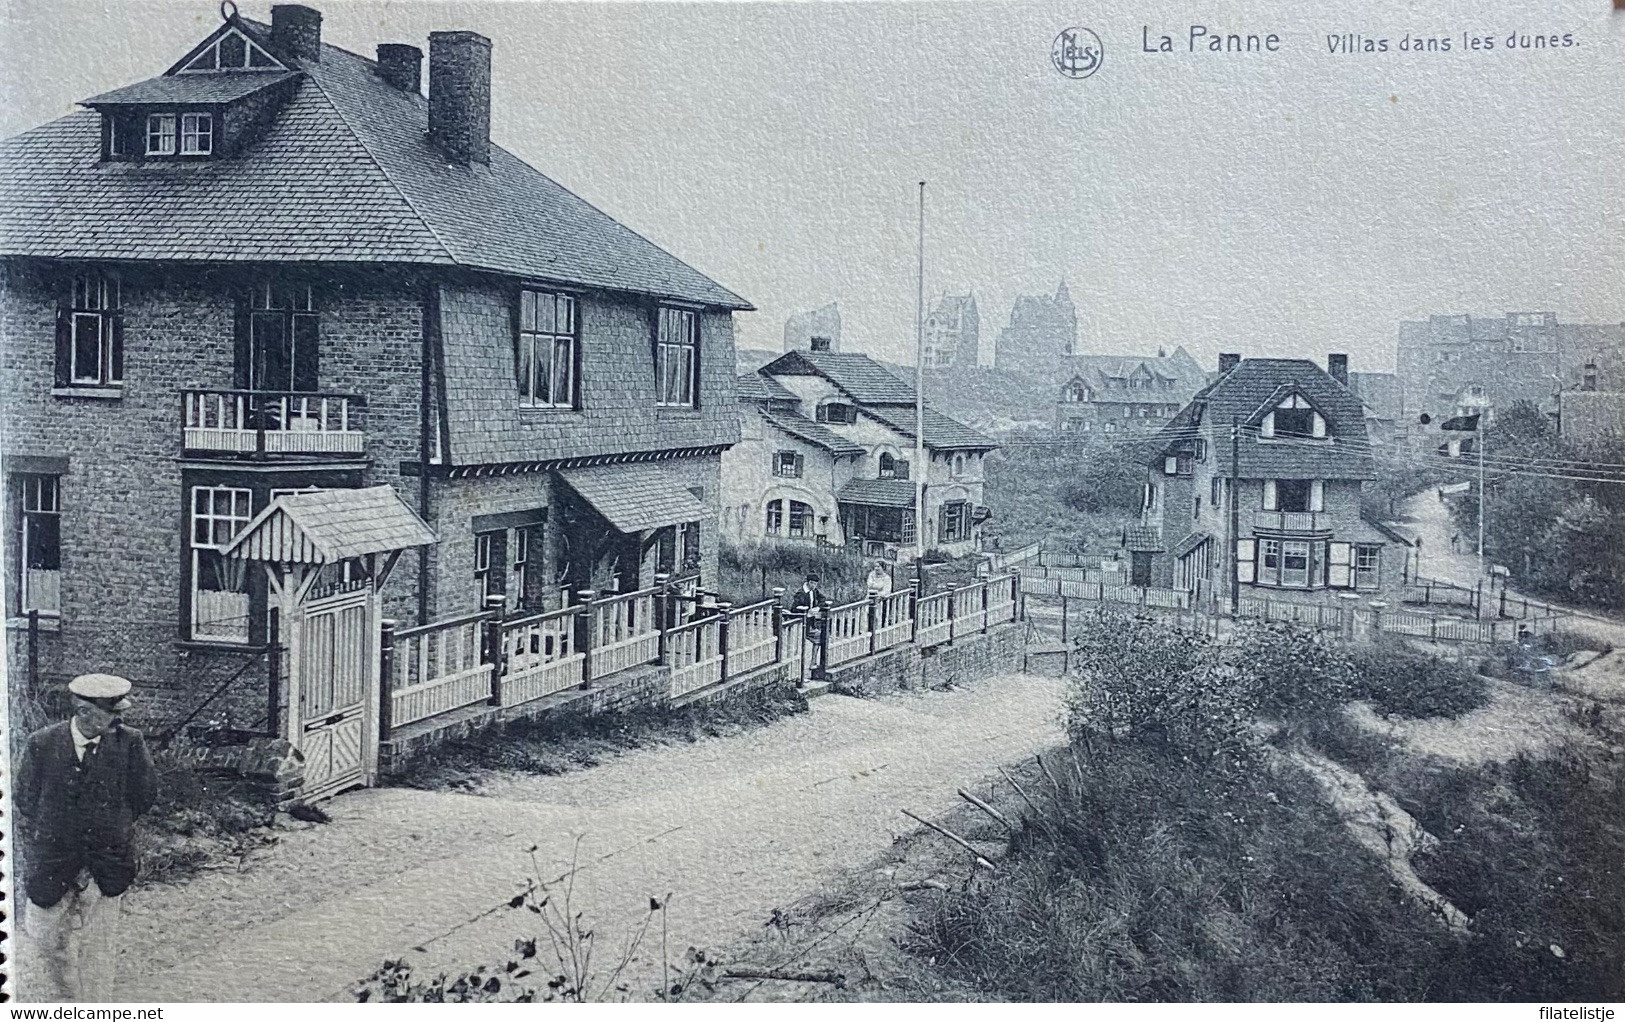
left=1396, top=311, right=1625, bottom=435
left=993, top=282, right=1076, bottom=370
left=721, top=350, right=999, bottom=560
left=1054, top=347, right=1206, bottom=434
left=1, top=4, right=749, bottom=730
left=923, top=293, right=979, bottom=369
left=782, top=302, right=842, bottom=354
left=1138, top=353, right=1408, bottom=606
left=1346, top=370, right=1403, bottom=447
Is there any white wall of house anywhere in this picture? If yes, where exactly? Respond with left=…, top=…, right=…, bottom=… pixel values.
left=719, top=406, right=854, bottom=546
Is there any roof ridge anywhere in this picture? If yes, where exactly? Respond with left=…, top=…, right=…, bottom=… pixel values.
left=303, top=70, right=456, bottom=264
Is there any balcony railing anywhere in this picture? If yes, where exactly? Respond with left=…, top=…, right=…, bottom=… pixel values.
left=183, top=390, right=367, bottom=456
left=1252, top=511, right=1331, bottom=534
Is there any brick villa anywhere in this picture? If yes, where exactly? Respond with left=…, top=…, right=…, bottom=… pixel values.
left=1137, top=353, right=1411, bottom=607
left=1, top=5, right=751, bottom=730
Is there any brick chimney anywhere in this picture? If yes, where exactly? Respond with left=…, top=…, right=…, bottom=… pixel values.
left=429, top=31, right=491, bottom=165
left=377, top=44, right=423, bottom=94
left=1327, top=353, right=1349, bottom=387
left=271, top=5, right=322, bottom=63
left=1218, top=353, right=1241, bottom=375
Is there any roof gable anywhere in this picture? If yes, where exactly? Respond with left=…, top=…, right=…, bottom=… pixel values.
left=760, top=350, right=917, bottom=405
left=2, top=16, right=751, bottom=310
left=223, top=485, right=436, bottom=563
left=169, top=23, right=288, bottom=74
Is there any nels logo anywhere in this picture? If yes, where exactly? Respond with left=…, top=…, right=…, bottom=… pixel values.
left=1051, top=26, right=1104, bottom=79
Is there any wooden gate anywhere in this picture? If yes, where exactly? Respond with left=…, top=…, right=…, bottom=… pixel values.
left=296, top=582, right=375, bottom=799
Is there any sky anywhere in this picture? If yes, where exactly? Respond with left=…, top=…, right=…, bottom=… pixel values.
left=4, top=0, right=1623, bottom=373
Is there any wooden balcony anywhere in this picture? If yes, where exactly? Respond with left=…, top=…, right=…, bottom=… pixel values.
left=1252, top=511, right=1332, bottom=534
left=183, top=390, right=366, bottom=457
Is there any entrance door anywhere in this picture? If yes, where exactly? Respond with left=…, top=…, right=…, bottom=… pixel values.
left=297, top=583, right=373, bottom=799
left=1131, top=551, right=1153, bottom=587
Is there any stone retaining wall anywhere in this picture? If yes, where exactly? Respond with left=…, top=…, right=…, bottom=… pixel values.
left=825, top=622, right=1024, bottom=698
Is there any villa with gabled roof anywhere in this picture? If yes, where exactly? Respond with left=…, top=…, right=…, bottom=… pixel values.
left=1, top=4, right=750, bottom=728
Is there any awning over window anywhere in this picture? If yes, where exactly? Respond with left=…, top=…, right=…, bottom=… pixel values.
left=1170, top=530, right=1215, bottom=559
left=837, top=478, right=915, bottom=509
left=223, top=485, right=436, bottom=563
left=557, top=464, right=706, bottom=534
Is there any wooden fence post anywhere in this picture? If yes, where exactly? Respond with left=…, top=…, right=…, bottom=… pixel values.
left=27, top=608, right=40, bottom=693
left=484, top=593, right=506, bottom=706
left=577, top=589, right=595, bottom=689
left=771, top=587, right=785, bottom=664
left=980, top=582, right=989, bottom=633
left=866, top=590, right=879, bottom=654
left=814, top=606, right=831, bottom=681
left=378, top=619, right=396, bottom=742
left=1060, top=596, right=1068, bottom=645
left=266, top=609, right=281, bottom=738
left=947, top=588, right=957, bottom=644
left=908, top=577, right=922, bottom=642
left=718, top=602, right=733, bottom=681
left=654, top=572, right=671, bottom=665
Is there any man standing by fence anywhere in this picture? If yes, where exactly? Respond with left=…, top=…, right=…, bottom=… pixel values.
left=15, top=674, right=157, bottom=1001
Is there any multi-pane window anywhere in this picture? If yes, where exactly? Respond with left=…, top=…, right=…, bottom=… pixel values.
left=787, top=501, right=812, bottom=538
left=517, top=290, right=577, bottom=408
left=146, top=114, right=177, bottom=155
left=939, top=501, right=971, bottom=543
left=1354, top=545, right=1380, bottom=589
left=1281, top=540, right=1311, bottom=587
left=247, top=281, right=318, bottom=392
left=680, top=521, right=701, bottom=567
left=765, top=500, right=784, bottom=535
left=474, top=529, right=507, bottom=603
left=1259, top=539, right=1281, bottom=586
left=655, top=306, right=699, bottom=407
left=13, top=475, right=61, bottom=616
left=181, top=113, right=213, bottom=155
left=878, top=453, right=909, bottom=480
left=60, top=273, right=123, bottom=387
left=191, top=486, right=253, bottom=642
left=772, top=451, right=804, bottom=478
left=816, top=402, right=857, bottom=425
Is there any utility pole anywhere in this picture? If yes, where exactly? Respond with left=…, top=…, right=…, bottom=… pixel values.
left=1477, top=425, right=1486, bottom=580
left=1229, top=417, right=1241, bottom=616
left=913, top=181, right=926, bottom=568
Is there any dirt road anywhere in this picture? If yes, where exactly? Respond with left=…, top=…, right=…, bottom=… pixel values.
left=113, top=673, right=1063, bottom=1001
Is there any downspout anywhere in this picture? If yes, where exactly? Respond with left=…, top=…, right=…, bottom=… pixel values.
left=417, top=280, right=438, bottom=626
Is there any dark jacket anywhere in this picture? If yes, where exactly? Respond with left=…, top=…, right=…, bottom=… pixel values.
left=790, top=585, right=828, bottom=615
left=16, top=720, right=157, bottom=906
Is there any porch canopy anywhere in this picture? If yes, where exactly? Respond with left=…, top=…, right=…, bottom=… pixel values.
left=557, top=464, right=706, bottom=533
left=837, top=478, right=915, bottom=509
left=222, top=485, right=436, bottom=564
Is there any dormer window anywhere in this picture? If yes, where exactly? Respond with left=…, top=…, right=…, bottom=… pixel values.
left=181, top=113, right=213, bottom=155
left=1260, top=394, right=1327, bottom=440
left=146, top=114, right=177, bottom=155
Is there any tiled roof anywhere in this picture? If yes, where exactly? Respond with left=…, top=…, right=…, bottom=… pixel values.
left=1157, top=359, right=1375, bottom=480
left=760, top=410, right=865, bottom=456
left=736, top=371, right=797, bottom=403
left=1169, top=530, right=1214, bottom=558
left=837, top=477, right=916, bottom=509
left=859, top=405, right=999, bottom=451
left=761, top=350, right=917, bottom=404
left=223, top=485, right=436, bottom=563
left=0, top=18, right=750, bottom=310
left=557, top=463, right=706, bottom=533
left=1123, top=524, right=1163, bottom=552
left=82, top=70, right=299, bottom=106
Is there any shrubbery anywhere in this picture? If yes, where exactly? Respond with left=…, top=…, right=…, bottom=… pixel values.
left=1347, top=639, right=1488, bottom=719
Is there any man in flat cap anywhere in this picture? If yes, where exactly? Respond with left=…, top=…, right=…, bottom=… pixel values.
left=16, top=673, right=157, bottom=1001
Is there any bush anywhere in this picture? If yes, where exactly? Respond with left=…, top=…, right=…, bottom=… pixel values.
left=1347, top=640, right=1488, bottom=719
left=909, top=742, right=1457, bottom=1001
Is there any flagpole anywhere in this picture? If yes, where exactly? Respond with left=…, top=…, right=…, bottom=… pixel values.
left=914, top=181, right=926, bottom=565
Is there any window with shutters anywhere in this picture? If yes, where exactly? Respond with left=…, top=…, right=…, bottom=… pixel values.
left=772, top=451, right=804, bottom=478
left=1355, top=545, right=1380, bottom=589
left=10, top=474, right=61, bottom=617
left=56, top=273, right=123, bottom=391
left=787, top=501, right=813, bottom=538
left=878, top=452, right=910, bottom=480
left=939, top=501, right=972, bottom=543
